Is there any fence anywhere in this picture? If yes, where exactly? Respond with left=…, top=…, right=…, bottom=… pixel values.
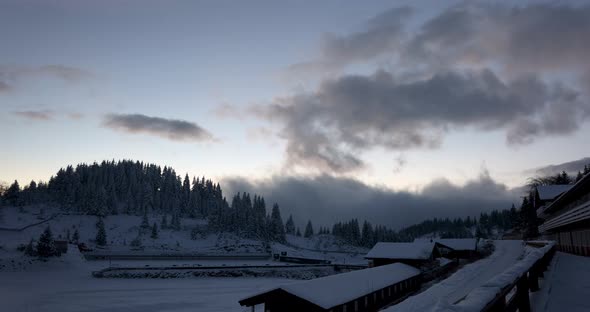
left=432, top=242, right=555, bottom=312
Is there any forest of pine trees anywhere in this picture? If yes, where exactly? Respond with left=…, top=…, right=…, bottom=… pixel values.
left=329, top=208, right=520, bottom=247
left=0, top=160, right=288, bottom=243
left=3, top=159, right=588, bottom=246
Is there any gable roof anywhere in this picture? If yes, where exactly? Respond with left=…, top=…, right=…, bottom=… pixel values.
left=239, top=263, right=420, bottom=309
left=365, top=242, right=436, bottom=260
left=536, top=185, right=573, bottom=201
left=413, top=238, right=478, bottom=251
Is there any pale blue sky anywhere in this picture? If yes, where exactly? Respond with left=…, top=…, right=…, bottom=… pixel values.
left=1, top=0, right=588, bottom=192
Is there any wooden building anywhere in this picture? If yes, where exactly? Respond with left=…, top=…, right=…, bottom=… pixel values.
left=538, top=173, right=590, bottom=256
left=414, top=238, right=478, bottom=259
left=534, top=184, right=573, bottom=214
left=365, top=242, right=447, bottom=268
left=239, top=263, right=421, bottom=312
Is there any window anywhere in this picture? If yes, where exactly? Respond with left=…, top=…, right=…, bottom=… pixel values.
left=355, top=300, right=358, bottom=312
left=365, top=296, right=368, bottom=307
left=343, top=304, right=347, bottom=312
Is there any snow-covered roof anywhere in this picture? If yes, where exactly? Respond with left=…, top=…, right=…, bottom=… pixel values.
left=365, top=242, right=436, bottom=260
left=536, top=185, right=573, bottom=201
left=240, top=263, right=420, bottom=309
left=413, top=238, right=477, bottom=251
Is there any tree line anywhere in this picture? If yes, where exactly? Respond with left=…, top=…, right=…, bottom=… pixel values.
left=4, top=160, right=588, bottom=247
left=0, top=160, right=289, bottom=243
left=328, top=208, right=519, bottom=248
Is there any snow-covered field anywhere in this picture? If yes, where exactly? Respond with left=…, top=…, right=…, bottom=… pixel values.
left=385, top=240, right=525, bottom=311
left=0, top=247, right=289, bottom=312
left=0, top=206, right=368, bottom=311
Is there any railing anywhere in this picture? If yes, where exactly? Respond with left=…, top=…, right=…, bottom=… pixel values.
left=432, top=242, right=555, bottom=312
left=539, top=200, right=590, bottom=232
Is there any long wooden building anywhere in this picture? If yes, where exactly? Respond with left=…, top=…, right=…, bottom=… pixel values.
left=538, top=172, right=590, bottom=256
left=413, top=238, right=479, bottom=259
left=238, top=263, right=421, bottom=312
left=365, top=242, right=447, bottom=267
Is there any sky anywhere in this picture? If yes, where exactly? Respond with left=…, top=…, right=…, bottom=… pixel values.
left=2, top=0, right=590, bottom=227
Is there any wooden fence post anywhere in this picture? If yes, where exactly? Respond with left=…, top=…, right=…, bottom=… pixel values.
left=516, top=275, right=531, bottom=312
left=529, top=266, right=540, bottom=292
left=489, top=297, right=506, bottom=312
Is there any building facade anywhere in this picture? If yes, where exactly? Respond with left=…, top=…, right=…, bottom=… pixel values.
left=538, top=173, right=590, bottom=256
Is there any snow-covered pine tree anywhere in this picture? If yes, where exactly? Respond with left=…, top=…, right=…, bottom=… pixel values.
left=72, top=228, right=80, bottom=242
left=188, top=181, right=201, bottom=218
left=140, top=212, right=150, bottom=229
left=161, top=215, right=168, bottom=229
left=4, top=180, right=21, bottom=206
left=304, top=220, right=314, bottom=238
left=270, top=203, right=286, bottom=242
left=130, top=235, right=142, bottom=248
left=285, top=215, right=295, bottom=235
left=150, top=222, right=159, bottom=239
left=171, top=213, right=181, bottom=231
left=37, top=226, right=58, bottom=257
left=24, top=238, right=36, bottom=256
left=96, top=217, right=107, bottom=246
left=361, top=221, right=375, bottom=247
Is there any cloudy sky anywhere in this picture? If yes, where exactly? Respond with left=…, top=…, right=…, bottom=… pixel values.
left=2, top=0, right=589, bottom=227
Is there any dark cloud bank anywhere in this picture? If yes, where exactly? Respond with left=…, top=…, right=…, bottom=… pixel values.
left=257, top=3, right=590, bottom=173
left=222, top=171, right=519, bottom=229
left=103, top=113, right=213, bottom=142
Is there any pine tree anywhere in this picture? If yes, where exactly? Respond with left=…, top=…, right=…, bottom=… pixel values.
left=361, top=221, right=375, bottom=247
left=130, top=235, right=142, bottom=248
left=37, top=226, right=57, bottom=257
left=72, top=228, right=80, bottom=243
left=3, top=180, right=21, bottom=206
left=161, top=215, right=168, bottom=229
left=171, top=213, right=181, bottom=230
left=24, top=239, right=36, bottom=256
left=269, top=203, right=286, bottom=242
left=304, top=220, right=314, bottom=238
left=96, top=218, right=107, bottom=246
left=140, top=212, right=150, bottom=229
left=150, top=222, right=159, bottom=239
left=296, top=227, right=302, bottom=237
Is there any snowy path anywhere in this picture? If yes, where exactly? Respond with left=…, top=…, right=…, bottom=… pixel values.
left=385, top=240, right=525, bottom=312
left=531, top=252, right=590, bottom=312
